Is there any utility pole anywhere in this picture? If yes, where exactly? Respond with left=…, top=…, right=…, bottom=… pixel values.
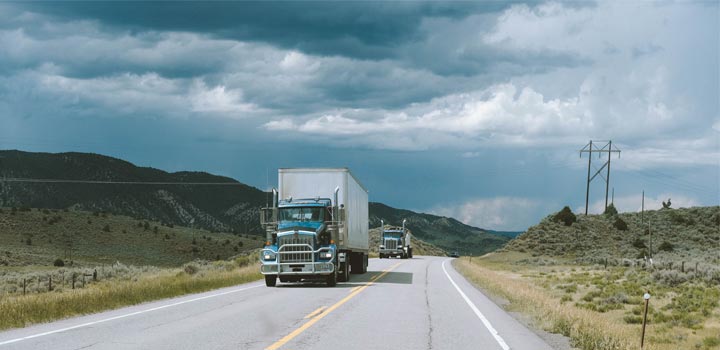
left=641, top=190, right=645, bottom=225
left=580, top=140, right=621, bottom=215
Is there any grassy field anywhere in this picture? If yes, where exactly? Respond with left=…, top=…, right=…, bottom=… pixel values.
left=0, top=207, right=267, bottom=329
left=455, top=251, right=720, bottom=350
left=0, top=257, right=262, bottom=330
left=457, top=206, right=720, bottom=350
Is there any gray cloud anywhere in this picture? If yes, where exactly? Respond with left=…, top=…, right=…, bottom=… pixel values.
left=17, top=2, right=516, bottom=59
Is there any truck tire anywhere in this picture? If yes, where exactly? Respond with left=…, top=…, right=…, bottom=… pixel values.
left=338, top=261, right=349, bottom=282
left=265, top=275, right=277, bottom=287
left=326, top=269, right=337, bottom=287
left=408, top=248, right=413, bottom=258
left=379, top=254, right=384, bottom=259
left=351, top=252, right=366, bottom=273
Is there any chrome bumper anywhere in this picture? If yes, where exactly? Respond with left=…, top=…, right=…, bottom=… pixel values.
left=260, top=245, right=334, bottom=275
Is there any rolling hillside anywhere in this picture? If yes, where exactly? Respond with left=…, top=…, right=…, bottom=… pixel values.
left=0, top=207, right=263, bottom=267
left=0, top=150, right=511, bottom=256
left=502, top=205, right=720, bottom=263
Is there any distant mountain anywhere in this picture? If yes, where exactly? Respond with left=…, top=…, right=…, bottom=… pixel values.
left=485, top=229, right=523, bottom=239
left=369, top=202, right=511, bottom=256
left=0, top=150, right=266, bottom=234
left=0, top=150, right=511, bottom=255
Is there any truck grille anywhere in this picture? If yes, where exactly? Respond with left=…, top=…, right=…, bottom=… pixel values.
left=384, top=239, right=398, bottom=250
left=278, top=234, right=314, bottom=263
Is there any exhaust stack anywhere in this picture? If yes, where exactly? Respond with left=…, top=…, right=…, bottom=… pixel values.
left=333, top=186, right=340, bottom=221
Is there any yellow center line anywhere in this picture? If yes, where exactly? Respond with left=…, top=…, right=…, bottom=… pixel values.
left=303, top=306, right=326, bottom=319
left=265, top=261, right=404, bottom=350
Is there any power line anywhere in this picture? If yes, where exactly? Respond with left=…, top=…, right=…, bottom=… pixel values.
left=580, top=140, right=621, bottom=215
left=0, top=178, right=247, bottom=186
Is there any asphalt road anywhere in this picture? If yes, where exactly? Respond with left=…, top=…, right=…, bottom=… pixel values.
left=0, top=256, right=555, bottom=350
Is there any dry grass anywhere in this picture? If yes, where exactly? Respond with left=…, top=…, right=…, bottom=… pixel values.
left=0, top=259, right=262, bottom=330
left=454, top=253, right=720, bottom=350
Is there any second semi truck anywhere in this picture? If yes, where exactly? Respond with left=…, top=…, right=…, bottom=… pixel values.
left=379, top=219, right=412, bottom=259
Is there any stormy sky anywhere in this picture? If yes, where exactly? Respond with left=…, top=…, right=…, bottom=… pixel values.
left=1, top=1, right=718, bottom=231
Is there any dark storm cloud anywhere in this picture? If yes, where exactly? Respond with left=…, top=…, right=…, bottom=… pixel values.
left=21, top=1, right=518, bottom=59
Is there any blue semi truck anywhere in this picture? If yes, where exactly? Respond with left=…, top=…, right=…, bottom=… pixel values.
left=259, top=168, right=369, bottom=287
left=378, top=219, right=413, bottom=259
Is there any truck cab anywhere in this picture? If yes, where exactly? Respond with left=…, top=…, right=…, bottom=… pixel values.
left=260, top=198, right=337, bottom=286
left=378, top=219, right=412, bottom=259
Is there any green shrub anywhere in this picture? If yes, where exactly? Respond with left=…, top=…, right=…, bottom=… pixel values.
left=183, top=264, right=199, bottom=275
left=623, top=315, right=643, bottom=324
left=632, top=238, right=646, bottom=249
left=53, top=258, right=65, bottom=267
left=604, top=203, right=618, bottom=216
left=102, top=224, right=111, bottom=232
left=553, top=206, right=577, bottom=226
left=613, top=217, right=628, bottom=230
left=703, top=336, right=720, bottom=348
left=658, top=241, right=674, bottom=252
left=668, top=210, right=696, bottom=225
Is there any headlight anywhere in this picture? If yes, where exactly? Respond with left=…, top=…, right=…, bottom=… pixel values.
left=320, top=252, right=333, bottom=259
left=380, top=245, right=385, bottom=249
left=263, top=252, right=276, bottom=261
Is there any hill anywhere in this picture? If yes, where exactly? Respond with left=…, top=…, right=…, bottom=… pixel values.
left=0, top=150, right=511, bottom=256
left=0, top=150, right=266, bottom=234
left=503, top=206, right=720, bottom=264
left=369, top=202, right=510, bottom=256
left=0, top=207, right=263, bottom=267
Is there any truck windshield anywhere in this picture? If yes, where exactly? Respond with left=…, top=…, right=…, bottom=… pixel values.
left=384, top=232, right=403, bottom=239
left=279, top=207, right=324, bottom=222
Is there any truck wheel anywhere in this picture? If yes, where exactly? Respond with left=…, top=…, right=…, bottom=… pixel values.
left=350, top=252, right=364, bottom=274
left=362, top=253, right=368, bottom=273
left=338, top=261, right=349, bottom=282
left=326, top=269, right=337, bottom=287
left=409, top=248, right=413, bottom=258
left=265, top=275, right=277, bottom=287
left=379, top=254, right=384, bottom=259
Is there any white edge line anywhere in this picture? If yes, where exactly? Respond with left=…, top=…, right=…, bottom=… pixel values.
left=0, top=284, right=263, bottom=346
left=442, top=259, right=511, bottom=350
